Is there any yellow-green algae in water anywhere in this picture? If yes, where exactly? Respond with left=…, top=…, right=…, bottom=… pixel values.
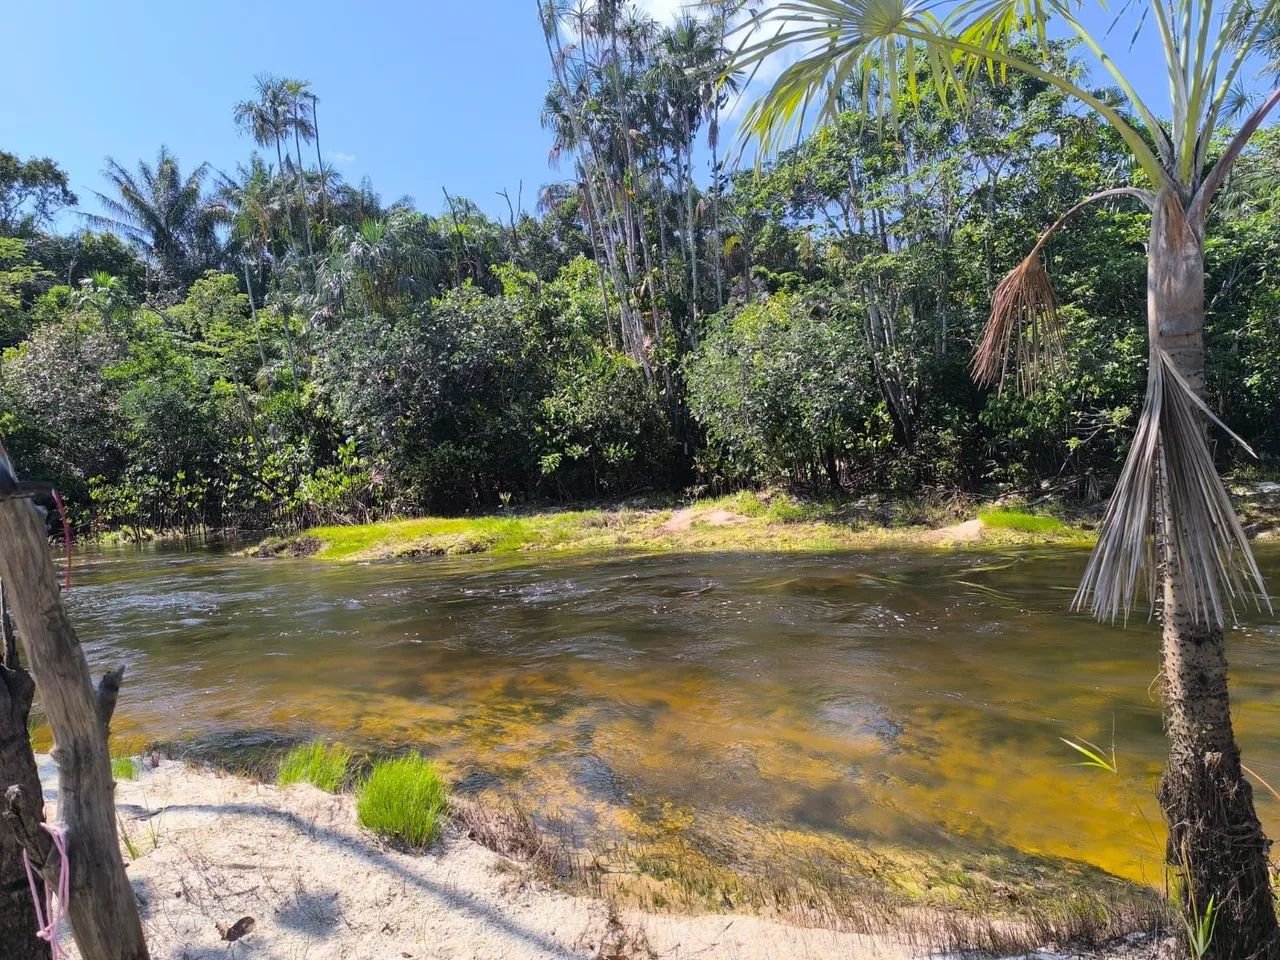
left=64, top=543, right=1280, bottom=905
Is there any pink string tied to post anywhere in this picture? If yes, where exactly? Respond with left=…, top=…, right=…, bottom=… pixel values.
left=22, top=821, right=70, bottom=960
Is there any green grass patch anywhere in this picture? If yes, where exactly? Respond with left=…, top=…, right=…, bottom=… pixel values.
left=978, top=508, right=1066, bottom=534
left=302, top=511, right=608, bottom=560
left=356, top=754, right=449, bottom=848
left=277, top=740, right=352, bottom=793
left=111, top=755, right=138, bottom=781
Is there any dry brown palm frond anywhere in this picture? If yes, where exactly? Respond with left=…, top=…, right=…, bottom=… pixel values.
left=971, top=251, right=1063, bottom=394
left=972, top=189, right=1155, bottom=396
left=1073, top=349, right=1269, bottom=628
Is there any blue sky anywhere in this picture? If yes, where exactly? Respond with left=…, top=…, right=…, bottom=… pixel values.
left=0, top=0, right=1261, bottom=231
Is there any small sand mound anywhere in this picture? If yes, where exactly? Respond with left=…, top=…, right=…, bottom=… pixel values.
left=923, top=518, right=985, bottom=545
left=245, top=535, right=322, bottom=558
left=661, top=507, right=749, bottom=533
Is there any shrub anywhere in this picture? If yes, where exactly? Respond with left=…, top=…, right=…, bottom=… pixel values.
left=277, top=740, right=352, bottom=793
left=356, top=754, right=449, bottom=848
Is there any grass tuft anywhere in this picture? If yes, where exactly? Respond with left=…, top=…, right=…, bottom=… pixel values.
left=277, top=740, right=352, bottom=793
left=978, top=508, right=1066, bottom=534
left=112, top=755, right=138, bottom=781
left=357, top=754, right=449, bottom=848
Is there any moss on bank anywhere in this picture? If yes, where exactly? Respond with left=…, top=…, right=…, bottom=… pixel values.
left=245, top=492, right=1093, bottom=562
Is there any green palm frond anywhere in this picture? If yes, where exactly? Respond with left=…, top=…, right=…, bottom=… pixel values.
left=732, top=0, right=1280, bottom=189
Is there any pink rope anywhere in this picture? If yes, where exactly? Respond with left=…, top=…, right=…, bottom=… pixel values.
left=21, top=822, right=70, bottom=960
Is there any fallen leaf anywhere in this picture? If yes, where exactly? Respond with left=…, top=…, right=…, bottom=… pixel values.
left=217, top=917, right=255, bottom=942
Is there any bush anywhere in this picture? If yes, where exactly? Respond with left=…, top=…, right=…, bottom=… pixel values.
left=356, top=754, right=449, bottom=847
left=277, top=740, right=352, bottom=793
left=686, top=288, right=886, bottom=490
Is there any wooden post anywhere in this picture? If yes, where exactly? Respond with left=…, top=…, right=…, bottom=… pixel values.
left=0, top=445, right=149, bottom=960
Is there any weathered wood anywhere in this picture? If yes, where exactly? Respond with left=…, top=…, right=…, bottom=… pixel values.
left=0, top=580, right=51, bottom=960
left=95, top=667, right=124, bottom=735
left=0, top=445, right=149, bottom=960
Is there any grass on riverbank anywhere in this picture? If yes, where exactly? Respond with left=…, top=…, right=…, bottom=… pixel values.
left=112, top=755, right=138, bottom=781
left=277, top=740, right=352, bottom=793
left=246, top=491, right=1093, bottom=562
left=357, top=754, right=450, bottom=848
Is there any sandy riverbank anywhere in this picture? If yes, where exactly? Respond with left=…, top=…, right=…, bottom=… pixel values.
left=34, top=756, right=1165, bottom=959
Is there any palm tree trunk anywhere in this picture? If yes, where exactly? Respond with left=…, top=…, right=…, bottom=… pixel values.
left=292, top=125, right=316, bottom=266
left=310, top=94, right=327, bottom=223
left=274, top=135, right=301, bottom=253
left=1149, top=189, right=1279, bottom=960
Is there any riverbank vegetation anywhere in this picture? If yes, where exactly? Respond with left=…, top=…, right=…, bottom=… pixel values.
left=1, top=24, right=1278, bottom=542
left=247, top=491, right=1091, bottom=560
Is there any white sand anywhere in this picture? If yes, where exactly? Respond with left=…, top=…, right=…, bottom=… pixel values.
left=35, top=758, right=925, bottom=960
left=33, top=757, right=1154, bottom=960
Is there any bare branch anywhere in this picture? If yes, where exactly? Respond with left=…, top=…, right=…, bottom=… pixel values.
left=96, top=666, right=125, bottom=736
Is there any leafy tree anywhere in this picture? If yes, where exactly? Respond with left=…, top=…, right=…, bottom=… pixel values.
left=0, top=238, right=50, bottom=345
left=687, top=288, right=886, bottom=488
left=0, top=151, right=76, bottom=235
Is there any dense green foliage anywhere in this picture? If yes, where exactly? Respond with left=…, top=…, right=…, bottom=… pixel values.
left=2, top=21, right=1279, bottom=535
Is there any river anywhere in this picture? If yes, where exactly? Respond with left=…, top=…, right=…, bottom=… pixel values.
left=50, top=542, right=1280, bottom=893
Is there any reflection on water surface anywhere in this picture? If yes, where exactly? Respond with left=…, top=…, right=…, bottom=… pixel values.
left=58, top=543, right=1280, bottom=885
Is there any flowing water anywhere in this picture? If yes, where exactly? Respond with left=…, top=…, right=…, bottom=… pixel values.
left=53, top=543, right=1280, bottom=890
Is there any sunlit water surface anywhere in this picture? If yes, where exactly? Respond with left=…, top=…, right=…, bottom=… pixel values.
left=55, top=543, right=1280, bottom=886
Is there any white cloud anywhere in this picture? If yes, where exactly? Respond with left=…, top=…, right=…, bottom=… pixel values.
left=329, top=151, right=357, bottom=166
left=635, top=0, right=689, bottom=22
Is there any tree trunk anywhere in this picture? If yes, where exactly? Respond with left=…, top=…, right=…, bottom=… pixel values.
left=1149, top=189, right=1279, bottom=960
left=0, top=583, right=50, bottom=960
left=0, top=446, right=149, bottom=960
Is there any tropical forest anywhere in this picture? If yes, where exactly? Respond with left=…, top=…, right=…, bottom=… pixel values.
left=1, top=1, right=1280, bottom=958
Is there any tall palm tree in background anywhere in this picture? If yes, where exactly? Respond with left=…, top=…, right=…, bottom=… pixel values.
left=85, top=147, right=225, bottom=294
left=307, top=90, right=329, bottom=222
left=734, top=2, right=1280, bottom=955
left=282, top=78, right=318, bottom=263
left=234, top=75, right=300, bottom=249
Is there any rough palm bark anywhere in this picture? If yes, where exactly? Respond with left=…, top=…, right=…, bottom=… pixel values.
left=0, top=584, right=50, bottom=960
left=1149, top=190, right=1279, bottom=960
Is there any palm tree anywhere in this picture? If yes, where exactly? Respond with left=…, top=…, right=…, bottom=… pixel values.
left=306, top=91, right=329, bottom=222
left=281, top=78, right=318, bottom=263
left=85, top=147, right=225, bottom=293
left=735, top=2, right=1280, bottom=955
left=234, top=74, right=300, bottom=249
left=319, top=210, right=441, bottom=316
